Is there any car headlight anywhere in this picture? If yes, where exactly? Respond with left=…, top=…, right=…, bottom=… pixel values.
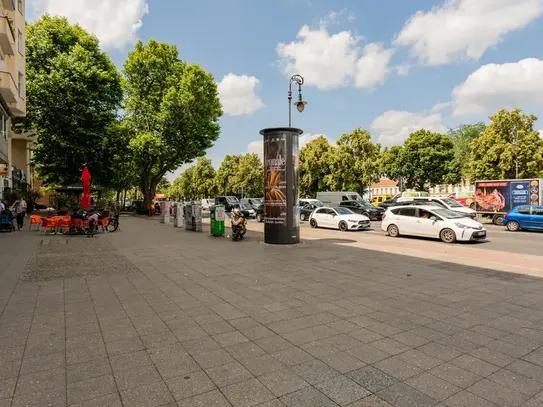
left=454, top=222, right=479, bottom=230
left=348, top=219, right=358, bottom=223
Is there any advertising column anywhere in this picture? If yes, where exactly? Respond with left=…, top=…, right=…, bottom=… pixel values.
left=260, top=127, right=303, bottom=244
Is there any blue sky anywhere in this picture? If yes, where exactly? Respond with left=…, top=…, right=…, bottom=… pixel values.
left=29, top=0, right=543, bottom=179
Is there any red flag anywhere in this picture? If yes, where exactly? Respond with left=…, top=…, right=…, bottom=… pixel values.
left=80, top=167, right=92, bottom=208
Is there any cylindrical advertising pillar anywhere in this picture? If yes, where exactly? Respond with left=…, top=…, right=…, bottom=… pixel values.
left=260, top=127, right=303, bottom=244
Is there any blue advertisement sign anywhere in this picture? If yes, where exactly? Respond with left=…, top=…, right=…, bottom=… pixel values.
left=510, top=181, right=530, bottom=206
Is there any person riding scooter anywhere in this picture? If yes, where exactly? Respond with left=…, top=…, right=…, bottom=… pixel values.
left=231, top=208, right=247, bottom=241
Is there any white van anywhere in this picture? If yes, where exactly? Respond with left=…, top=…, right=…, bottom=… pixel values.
left=201, top=199, right=214, bottom=210
left=396, top=196, right=476, bottom=218
left=316, top=192, right=363, bottom=207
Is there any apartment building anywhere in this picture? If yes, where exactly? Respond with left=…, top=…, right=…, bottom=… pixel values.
left=0, top=0, right=26, bottom=200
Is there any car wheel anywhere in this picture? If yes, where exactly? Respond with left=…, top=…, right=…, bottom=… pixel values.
left=310, top=218, right=318, bottom=228
left=387, top=224, right=399, bottom=237
left=256, top=213, right=263, bottom=222
left=492, top=215, right=504, bottom=226
left=300, top=213, right=306, bottom=221
left=339, top=221, right=348, bottom=231
left=506, top=220, right=520, bottom=232
left=440, top=228, right=456, bottom=243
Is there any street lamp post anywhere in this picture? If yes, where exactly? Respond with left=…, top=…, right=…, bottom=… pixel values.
left=513, top=125, right=519, bottom=179
left=288, top=74, right=307, bottom=127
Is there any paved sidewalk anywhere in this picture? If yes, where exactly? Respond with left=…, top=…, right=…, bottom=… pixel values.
left=2, top=217, right=543, bottom=406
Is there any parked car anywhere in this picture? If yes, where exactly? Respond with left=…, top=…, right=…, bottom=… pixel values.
left=239, top=203, right=256, bottom=218
left=451, top=192, right=475, bottom=209
left=503, top=205, right=543, bottom=232
left=240, top=198, right=263, bottom=209
left=370, top=195, right=393, bottom=206
left=214, top=196, right=240, bottom=212
left=316, top=191, right=363, bottom=207
left=381, top=205, right=486, bottom=243
left=396, top=196, right=477, bottom=219
left=300, top=200, right=325, bottom=221
left=201, top=198, right=214, bottom=210
left=255, top=204, right=264, bottom=222
left=309, top=207, right=371, bottom=231
left=339, top=200, right=385, bottom=220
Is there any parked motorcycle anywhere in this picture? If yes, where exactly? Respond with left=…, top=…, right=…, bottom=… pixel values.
left=231, top=209, right=247, bottom=241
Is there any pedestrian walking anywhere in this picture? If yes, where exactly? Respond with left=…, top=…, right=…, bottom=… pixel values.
left=10, top=199, right=24, bottom=230
left=20, top=197, right=27, bottom=218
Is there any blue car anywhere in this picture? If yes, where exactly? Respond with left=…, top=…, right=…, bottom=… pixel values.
left=504, top=205, right=543, bottom=232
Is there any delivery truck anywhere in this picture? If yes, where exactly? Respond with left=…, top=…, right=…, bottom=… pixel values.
left=474, top=179, right=542, bottom=225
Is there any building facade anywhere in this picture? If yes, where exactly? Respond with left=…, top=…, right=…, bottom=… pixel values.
left=0, top=0, right=26, bottom=201
left=370, top=179, right=400, bottom=197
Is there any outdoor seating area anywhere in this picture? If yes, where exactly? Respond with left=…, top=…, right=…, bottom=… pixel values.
left=27, top=213, right=115, bottom=236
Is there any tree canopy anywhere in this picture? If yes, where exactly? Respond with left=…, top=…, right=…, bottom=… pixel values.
left=123, top=40, right=222, bottom=205
left=467, top=109, right=543, bottom=180
left=299, top=136, right=333, bottom=197
left=23, top=15, right=123, bottom=187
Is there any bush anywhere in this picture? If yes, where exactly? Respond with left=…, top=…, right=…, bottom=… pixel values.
left=51, top=194, right=81, bottom=212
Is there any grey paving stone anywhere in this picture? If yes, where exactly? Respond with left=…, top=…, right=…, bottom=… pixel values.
left=223, top=378, right=276, bottom=407
left=378, top=382, right=437, bottom=407
left=67, top=373, right=117, bottom=405
left=11, top=384, right=66, bottom=407
left=449, top=354, right=501, bottom=376
left=255, top=335, right=292, bottom=353
left=20, top=351, right=65, bottom=374
left=521, top=390, right=543, bottom=407
left=150, top=352, right=201, bottom=379
left=468, top=378, right=530, bottom=406
left=318, top=334, right=363, bottom=351
left=487, top=339, right=533, bottom=357
left=345, top=344, right=391, bottom=364
left=140, top=331, right=179, bottom=349
left=67, top=358, right=112, bottom=384
left=69, top=393, right=122, bottom=407
left=191, top=347, right=235, bottom=369
left=272, top=347, right=314, bottom=367
left=487, top=368, right=543, bottom=396
left=469, top=346, right=517, bottom=367
left=320, top=351, right=366, bottom=374
left=178, top=389, right=232, bottom=407
left=202, top=321, right=237, bottom=335
left=373, top=356, right=422, bottom=380
left=292, top=359, right=341, bottom=385
left=507, top=360, right=543, bottom=382
left=105, top=336, right=144, bottom=356
left=206, top=360, right=254, bottom=388
left=166, top=370, right=217, bottom=401
left=213, top=331, right=250, bottom=347
left=348, top=394, right=393, bottom=406
left=240, top=325, right=276, bottom=341
left=120, top=380, right=174, bottom=407
left=114, top=364, right=162, bottom=390
left=315, top=375, right=370, bottom=406
left=280, top=386, right=339, bottom=407
left=405, top=372, right=461, bottom=401
left=429, top=363, right=482, bottom=388
left=0, top=377, right=16, bottom=400
left=442, top=390, right=499, bottom=407
left=417, top=342, right=462, bottom=361
left=523, top=349, right=543, bottom=367
left=240, top=354, right=286, bottom=376
left=258, top=368, right=309, bottom=396
left=346, top=366, right=398, bottom=393
left=224, top=341, right=266, bottom=360
left=396, top=349, right=442, bottom=370
left=327, top=319, right=359, bottom=333
left=109, top=349, right=153, bottom=373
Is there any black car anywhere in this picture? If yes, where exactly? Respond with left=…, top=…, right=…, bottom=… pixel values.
left=339, top=200, right=385, bottom=220
left=300, top=202, right=325, bottom=221
left=255, top=203, right=264, bottom=222
left=215, top=196, right=240, bottom=212
left=239, top=203, right=256, bottom=218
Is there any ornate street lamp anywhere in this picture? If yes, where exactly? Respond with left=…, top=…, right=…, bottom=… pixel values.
left=288, top=74, right=307, bottom=127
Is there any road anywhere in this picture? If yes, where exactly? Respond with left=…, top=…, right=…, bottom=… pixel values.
left=243, top=218, right=543, bottom=257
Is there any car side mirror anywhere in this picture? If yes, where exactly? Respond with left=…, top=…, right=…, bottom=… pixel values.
left=429, top=216, right=437, bottom=222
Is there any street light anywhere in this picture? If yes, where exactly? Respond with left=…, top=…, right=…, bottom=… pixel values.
left=288, top=74, right=307, bottom=127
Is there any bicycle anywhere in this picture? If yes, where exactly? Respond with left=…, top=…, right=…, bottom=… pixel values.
left=106, top=212, right=120, bottom=232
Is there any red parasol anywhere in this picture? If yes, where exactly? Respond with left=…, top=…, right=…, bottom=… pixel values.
left=80, top=167, right=92, bottom=208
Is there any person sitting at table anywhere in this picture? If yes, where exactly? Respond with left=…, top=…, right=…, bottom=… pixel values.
left=71, top=210, right=84, bottom=220
left=87, top=210, right=100, bottom=236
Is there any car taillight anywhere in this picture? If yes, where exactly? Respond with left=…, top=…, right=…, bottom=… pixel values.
left=504, top=213, right=509, bottom=218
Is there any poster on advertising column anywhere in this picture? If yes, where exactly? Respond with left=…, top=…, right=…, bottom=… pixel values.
left=292, top=136, right=300, bottom=227
left=264, top=133, right=287, bottom=228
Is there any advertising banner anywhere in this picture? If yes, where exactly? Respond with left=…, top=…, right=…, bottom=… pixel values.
left=162, top=201, right=170, bottom=224
left=528, top=180, right=540, bottom=205
left=261, top=127, right=303, bottom=244
left=475, top=179, right=541, bottom=213
left=510, top=181, right=531, bottom=207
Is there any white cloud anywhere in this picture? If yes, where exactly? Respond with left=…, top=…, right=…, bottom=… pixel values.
left=320, top=9, right=356, bottom=26
left=276, top=25, right=394, bottom=90
left=394, top=0, right=543, bottom=65
left=28, top=0, right=149, bottom=49
left=538, top=129, right=543, bottom=138
left=217, top=74, right=264, bottom=116
left=371, top=110, right=447, bottom=146
left=431, top=102, right=452, bottom=112
left=452, top=58, right=543, bottom=117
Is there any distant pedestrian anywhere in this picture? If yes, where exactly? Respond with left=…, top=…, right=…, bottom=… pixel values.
left=0, top=200, right=5, bottom=212
left=11, top=199, right=24, bottom=230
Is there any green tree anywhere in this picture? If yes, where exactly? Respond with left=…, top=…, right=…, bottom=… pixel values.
left=107, top=120, right=139, bottom=200
left=467, top=109, right=543, bottom=180
left=215, top=155, right=241, bottom=195
left=123, top=40, right=222, bottom=206
left=380, top=145, right=403, bottom=181
left=448, top=123, right=486, bottom=176
left=299, top=136, right=333, bottom=197
left=22, top=15, right=123, bottom=186
left=156, top=177, right=171, bottom=194
left=192, top=157, right=217, bottom=198
left=231, top=154, right=263, bottom=197
left=395, top=129, right=459, bottom=191
left=326, top=128, right=381, bottom=195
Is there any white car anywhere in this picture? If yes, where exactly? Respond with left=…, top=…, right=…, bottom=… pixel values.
left=396, top=196, right=477, bottom=218
left=309, top=207, right=371, bottom=231
left=382, top=205, right=486, bottom=243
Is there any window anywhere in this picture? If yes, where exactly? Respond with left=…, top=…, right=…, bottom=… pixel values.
left=17, top=72, right=23, bottom=98
left=531, top=207, right=543, bottom=216
left=17, top=30, right=23, bottom=54
left=18, top=0, right=23, bottom=13
left=0, top=105, right=8, bottom=140
left=398, top=207, right=417, bottom=217
left=517, top=207, right=531, bottom=215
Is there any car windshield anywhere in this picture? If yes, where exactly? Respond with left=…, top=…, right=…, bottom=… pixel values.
left=313, top=201, right=325, bottom=207
left=226, top=196, right=239, bottom=203
left=240, top=204, right=251, bottom=209
left=252, top=199, right=263, bottom=205
left=358, top=201, right=373, bottom=208
left=432, top=208, right=466, bottom=219
left=439, top=197, right=463, bottom=208
left=335, top=207, right=354, bottom=215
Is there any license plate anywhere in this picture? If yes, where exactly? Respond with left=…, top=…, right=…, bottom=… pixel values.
left=474, top=231, right=486, bottom=237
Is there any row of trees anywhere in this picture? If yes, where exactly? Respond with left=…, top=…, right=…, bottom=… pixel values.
left=22, top=16, right=222, bottom=206
left=170, top=108, right=543, bottom=200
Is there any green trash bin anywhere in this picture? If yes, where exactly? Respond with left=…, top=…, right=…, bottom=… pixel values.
left=210, top=205, right=225, bottom=236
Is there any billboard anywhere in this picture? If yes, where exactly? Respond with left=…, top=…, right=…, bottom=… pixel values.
left=475, top=179, right=540, bottom=213
left=261, top=127, right=303, bottom=244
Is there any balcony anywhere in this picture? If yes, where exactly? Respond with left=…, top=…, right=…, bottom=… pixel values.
left=0, top=16, right=15, bottom=55
left=8, top=95, right=25, bottom=117
left=0, top=71, right=17, bottom=104
left=2, top=0, right=15, bottom=11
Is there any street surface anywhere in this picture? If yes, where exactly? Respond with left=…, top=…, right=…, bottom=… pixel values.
left=2, top=216, right=543, bottom=407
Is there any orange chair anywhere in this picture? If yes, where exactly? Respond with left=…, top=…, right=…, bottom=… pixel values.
left=29, top=215, right=42, bottom=231
left=57, top=216, right=71, bottom=234
left=69, top=218, right=84, bottom=235
left=41, top=217, right=58, bottom=235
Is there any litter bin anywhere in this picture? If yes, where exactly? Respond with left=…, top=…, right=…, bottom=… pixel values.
left=210, top=205, right=225, bottom=237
